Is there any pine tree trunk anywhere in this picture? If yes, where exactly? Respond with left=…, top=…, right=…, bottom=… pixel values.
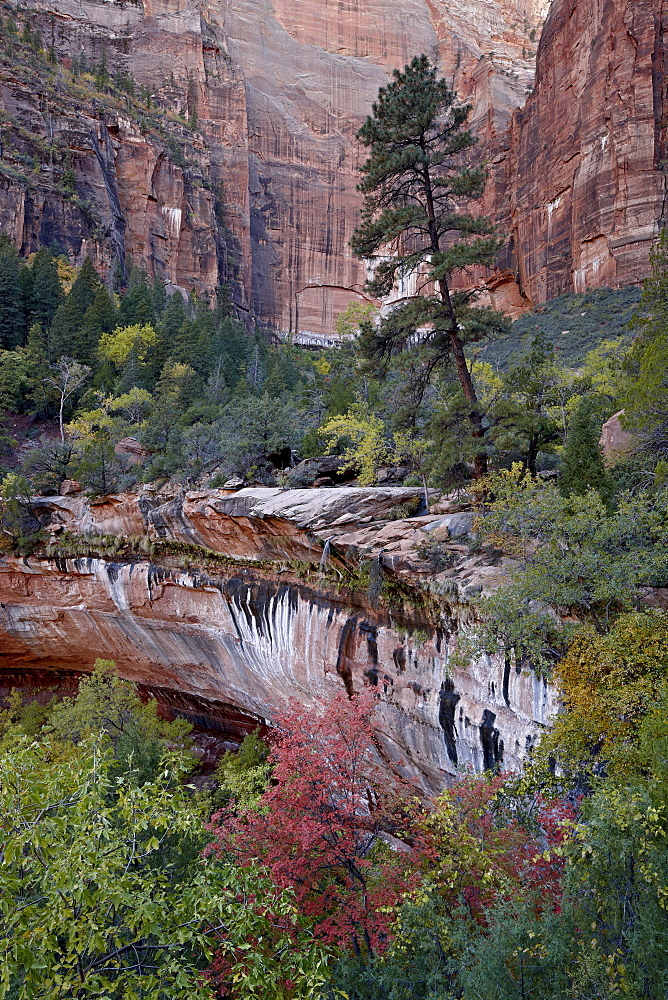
left=437, top=277, right=487, bottom=478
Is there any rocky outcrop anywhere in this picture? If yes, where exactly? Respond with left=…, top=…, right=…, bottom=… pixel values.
left=0, top=487, right=557, bottom=791
left=498, top=0, right=667, bottom=305
left=600, top=411, right=635, bottom=465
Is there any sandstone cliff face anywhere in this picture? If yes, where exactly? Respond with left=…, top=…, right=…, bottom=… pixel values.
left=0, top=487, right=557, bottom=792
left=219, top=0, right=544, bottom=334
left=4, top=0, right=543, bottom=327
left=1, top=0, right=250, bottom=306
left=498, top=0, right=668, bottom=304
left=8, top=0, right=660, bottom=335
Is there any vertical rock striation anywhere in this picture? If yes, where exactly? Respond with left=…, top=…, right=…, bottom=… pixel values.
left=5, top=0, right=663, bottom=330
left=2, top=0, right=543, bottom=326
left=498, top=0, right=668, bottom=305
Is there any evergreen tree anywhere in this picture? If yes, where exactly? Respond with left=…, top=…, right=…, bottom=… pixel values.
left=68, top=256, right=101, bottom=313
left=30, top=248, right=63, bottom=330
left=17, top=259, right=34, bottom=342
left=0, top=244, right=24, bottom=348
left=152, top=275, right=167, bottom=317
left=25, top=323, right=52, bottom=415
left=78, top=285, right=117, bottom=364
left=559, top=399, right=608, bottom=498
left=49, top=293, right=86, bottom=360
left=351, top=55, right=508, bottom=477
left=152, top=292, right=187, bottom=380
left=487, top=335, right=561, bottom=478
left=119, top=264, right=154, bottom=326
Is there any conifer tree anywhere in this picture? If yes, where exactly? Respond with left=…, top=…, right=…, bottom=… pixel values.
left=151, top=292, right=187, bottom=380
left=78, top=285, right=116, bottom=364
left=68, top=256, right=101, bottom=312
left=17, top=262, right=34, bottom=341
left=30, top=248, right=63, bottom=330
left=25, top=323, right=52, bottom=415
left=49, top=292, right=85, bottom=360
left=119, top=263, right=154, bottom=326
left=559, top=399, right=608, bottom=497
left=351, top=55, right=508, bottom=477
left=0, top=244, right=23, bottom=348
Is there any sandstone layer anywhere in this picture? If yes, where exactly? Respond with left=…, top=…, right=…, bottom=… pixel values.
left=0, top=487, right=557, bottom=792
left=6, top=0, right=661, bottom=335
left=497, top=0, right=668, bottom=305
left=1, top=0, right=250, bottom=307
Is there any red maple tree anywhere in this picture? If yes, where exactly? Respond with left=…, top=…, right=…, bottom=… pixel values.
left=207, top=690, right=416, bottom=956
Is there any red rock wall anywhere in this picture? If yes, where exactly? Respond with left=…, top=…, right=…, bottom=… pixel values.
left=498, top=0, right=668, bottom=305
left=6, top=0, right=543, bottom=328
left=220, top=0, right=544, bottom=334
left=8, top=0, right=663, bottom=332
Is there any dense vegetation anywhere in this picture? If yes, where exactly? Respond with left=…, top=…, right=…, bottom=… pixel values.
left=2, top=53, right=668, bottom=1000
left=2, top=647, right=667, bottom=999
left=0, top=231, right=649, bottom=505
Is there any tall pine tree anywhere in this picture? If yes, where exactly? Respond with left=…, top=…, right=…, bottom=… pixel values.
left=0, top=244, right=24, bottom=348
left=351, top=55, right=508, bottom=477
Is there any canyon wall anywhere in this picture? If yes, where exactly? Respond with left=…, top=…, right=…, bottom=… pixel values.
left=4, top=0, right=663, bottom=332
left=0, top=487, right=557, bottom=792
left=3, top=0, right=543, bottom=328
left=498, top=0, right=668, bottom=304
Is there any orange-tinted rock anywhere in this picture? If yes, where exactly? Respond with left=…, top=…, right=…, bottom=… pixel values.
left=59, top=480, right=82, bottom=496
left=497, top=0, right=667, bottom=305
left=4, top=0, right=544, bottom=332
left=220, top=0, right=545, bottom=335
left=0, top=554, right=554, bottom=791
left=114, top=437, right=148, bottom=463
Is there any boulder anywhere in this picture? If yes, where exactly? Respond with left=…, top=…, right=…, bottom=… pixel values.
left=114, top=437, right=148, bottom=463
left=599, top=411, right=634, bottom=466
left=59, top=480, right=82, bottom=496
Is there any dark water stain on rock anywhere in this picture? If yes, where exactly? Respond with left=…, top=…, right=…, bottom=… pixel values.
left=439, top=679, right=460, bottom=765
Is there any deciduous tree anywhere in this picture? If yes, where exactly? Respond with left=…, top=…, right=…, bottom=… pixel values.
left=208, top=693, right=415, bottom=956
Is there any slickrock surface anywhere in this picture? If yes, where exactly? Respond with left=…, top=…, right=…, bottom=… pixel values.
left=0, top=487, right=556, bottom=791
left=497, top=0, right=667, bottom=305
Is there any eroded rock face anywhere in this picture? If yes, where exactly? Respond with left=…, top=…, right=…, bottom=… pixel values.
left=498, top=0, right=667, bottom=304
left=0, top=488, right=557, bottom=791
left=1, top=0, right=249, bottom=306
left=4, top=0, right=667, bottom=328
left=218, top=0, right=544, bottom=334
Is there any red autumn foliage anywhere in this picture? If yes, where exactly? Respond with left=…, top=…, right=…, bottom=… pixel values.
left=207, top=691, right=417, bottom=955
left=206, top=689, right=577, bottom=988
